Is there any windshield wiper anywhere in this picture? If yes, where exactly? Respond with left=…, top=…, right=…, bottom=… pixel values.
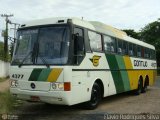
left=36, top=42, right=50, bottom=68
left=38, top=56, right=50, bottom=68
left=18, top=42, right=50, bottom=68
left=18, top=51, right=33, bottom=68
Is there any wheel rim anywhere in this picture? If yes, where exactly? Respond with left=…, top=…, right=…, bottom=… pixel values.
left=91, top=88, right=99, bottom=105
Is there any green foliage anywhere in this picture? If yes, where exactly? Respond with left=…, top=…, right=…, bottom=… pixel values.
left=123, top=19, right=160, bottom=67
left=123, top=29, right=140, bottom=39
left=0, top=91, right=16, bottom=113
left=0, top=41, right=5, bottom=61
left=0, top=41, right=10, bottom=62
left=0, top=77, right=7, bottom=82
left=140, top=19, right=160, bottom=67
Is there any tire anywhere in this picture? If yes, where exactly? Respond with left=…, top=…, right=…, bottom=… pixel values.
left=135, top=80, right=143, bottom=95
left=84, top=83, right=101, bottom=110
left=142, top=82, right=147, bottom=93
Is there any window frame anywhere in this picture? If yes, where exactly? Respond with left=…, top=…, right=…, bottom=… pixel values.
left=122, top=41, right=128, bottom=55
left=88, top=30, right=103, bottom=52
left=103, top=35, right=117, bottom=54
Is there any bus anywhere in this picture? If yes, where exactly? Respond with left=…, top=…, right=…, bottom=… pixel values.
left=10, top=17, right=157, bottom=109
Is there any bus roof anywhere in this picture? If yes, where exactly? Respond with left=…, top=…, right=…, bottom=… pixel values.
left=21, top=17, right=155, bottom=50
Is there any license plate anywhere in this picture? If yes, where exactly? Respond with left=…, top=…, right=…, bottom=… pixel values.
left=30, top=96, right=40, bottom=101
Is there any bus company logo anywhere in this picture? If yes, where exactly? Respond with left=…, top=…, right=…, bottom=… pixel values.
left=31, top=83, right=36, bottom=89
left=134, top=60, right=148, bottom=67
left=90, top=55, right=101, bottom=67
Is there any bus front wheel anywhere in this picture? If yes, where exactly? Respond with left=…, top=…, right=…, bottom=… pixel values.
left=85, top=82, right=101, bottom=110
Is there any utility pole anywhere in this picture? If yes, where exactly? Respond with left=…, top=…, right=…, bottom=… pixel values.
left=10, top=23, right=20, bottom=58
left=10, top=22, right=20, bottom=42
left=1, top=14, right=13, bottom=60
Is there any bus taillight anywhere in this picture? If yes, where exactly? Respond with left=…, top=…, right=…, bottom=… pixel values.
left=64, top=82, right=71, bottom=91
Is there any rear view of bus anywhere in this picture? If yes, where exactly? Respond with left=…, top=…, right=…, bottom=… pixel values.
left=10, top=17, right=157, bottom=109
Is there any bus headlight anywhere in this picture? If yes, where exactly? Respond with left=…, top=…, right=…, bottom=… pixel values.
left=52, top=82, right=64, bottom=91
left=10, top=80, right=18, bottom=87
left=51, top=82, right=71, bottom=91
left=52, top=83, right=57, bottom=90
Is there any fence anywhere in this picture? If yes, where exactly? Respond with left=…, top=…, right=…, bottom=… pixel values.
left=0, top=60, right=10, bottom=77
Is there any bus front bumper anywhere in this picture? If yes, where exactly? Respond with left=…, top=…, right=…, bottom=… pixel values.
left=10, top=88, right=72, bottom=105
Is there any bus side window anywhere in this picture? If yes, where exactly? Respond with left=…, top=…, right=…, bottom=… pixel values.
left=88, top=31, right=102, bottom=52
left=123, top=41, right=128, bottom=55
left=133, top=44, right=137, bottom=56
left=148, top=48, right=151, bottom=58
left=141, top=47, right=144, bottom=58
left=103, top=35, right=116, bottom=53
left=144, top=48, right=149, bottom=58
left=117, top=40, right=123, bottom=54
left=137, top=45, right=141, bottom=57
left=129, top=43, right=133, bottom=56
left=74, top=27, right=85, bottom=64
left=150, top=49, right=156, bottom=59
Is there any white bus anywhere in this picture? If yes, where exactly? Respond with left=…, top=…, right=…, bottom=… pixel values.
left=10, top=17, right=157, bottom=109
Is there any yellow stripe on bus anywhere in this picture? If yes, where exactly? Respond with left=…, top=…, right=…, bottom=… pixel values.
left=123, top=56, right=135, bottom=90
left=47, top=68, right=63, bottom=82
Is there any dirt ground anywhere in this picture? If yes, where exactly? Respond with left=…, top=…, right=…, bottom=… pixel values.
left=8, top=76, right=160, bottom=120
left=0, top=79, right=9, bottom=92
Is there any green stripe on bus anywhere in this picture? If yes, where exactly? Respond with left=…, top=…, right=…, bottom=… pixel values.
left=116, top=55, right=130, bottom=91
left=37, top=68, right=52, bottom=81
left=29, top=69, right=43, bottom=81
left=106, top=54, right=125, bottom=93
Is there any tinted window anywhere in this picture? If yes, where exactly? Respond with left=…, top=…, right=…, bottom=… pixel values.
left=129, top=43, right=133, bottom=56
left=117, top=40, right=123, bottom=54
left=74, top=27, right=84, bottom=55
left=12, top=26, right=70, bottom=65
left=133, top=44, right=137, bottom=56
left=123, top=41, right=128, bottom=55
left=141, top=47, right=144, bottom=58
left=150, top=50, right=156, bottom=59
left=74, top=27, right=85, bottom=64
left=88, top=31, right=102, bottom=52
left=104, top=35, right=116, bottom=53
left=137, top=45, right=141, bottom=57
left=144, top=48, right=150, bottom=58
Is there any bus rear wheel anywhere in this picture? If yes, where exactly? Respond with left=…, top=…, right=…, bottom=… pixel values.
left=135, top=80, right=143, bottom=95
left=84, top=82, right=101, bottom=110
left=142, top=81, right=148, bottom=93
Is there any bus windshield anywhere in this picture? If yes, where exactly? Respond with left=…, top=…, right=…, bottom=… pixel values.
left=12, top=26, right=70, bottom=65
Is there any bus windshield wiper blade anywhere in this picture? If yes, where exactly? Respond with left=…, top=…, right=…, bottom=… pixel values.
left=35, top=42, right=50, bottom=68
left=18, top=51, right=33, bottom=68
left=38, top=56, right=50, bottom=68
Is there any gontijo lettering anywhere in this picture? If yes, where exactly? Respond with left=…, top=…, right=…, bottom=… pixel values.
left=134, top=60, right=148, bottom=67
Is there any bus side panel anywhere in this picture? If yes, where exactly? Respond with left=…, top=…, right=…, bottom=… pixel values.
left=129, top=58, right=157, bottom=90
left=106, top=54, right=131, bottom=93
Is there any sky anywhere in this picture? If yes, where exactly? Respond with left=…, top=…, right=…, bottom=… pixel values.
left=0, top=0, right=160, bottom=42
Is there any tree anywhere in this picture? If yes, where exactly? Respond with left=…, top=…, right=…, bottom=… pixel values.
left=122, top=29, right=140, bottom=39
left=0, top=41, right=5, bottom=61
left=140, top=19, right=160, bottom=67
left=0, top=41, right=10, bottom=62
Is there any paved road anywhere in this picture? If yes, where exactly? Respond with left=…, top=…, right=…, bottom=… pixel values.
left=12, top=77, right=160, bottom=120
